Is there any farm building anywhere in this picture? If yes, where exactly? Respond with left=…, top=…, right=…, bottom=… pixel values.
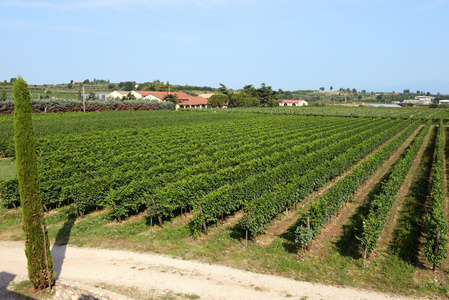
left=82, top=93, right=109, bottom=101
left=108, top=91, right=129, bottom=99
left=176, top=96, right=209, bottom=109
left=132, top=91, right=196, bottom=102
left=439, top=100, right=449, bottom=104
left=107, top=91, right=209, bottom=108
left=279, top=100, right=308, bottom=107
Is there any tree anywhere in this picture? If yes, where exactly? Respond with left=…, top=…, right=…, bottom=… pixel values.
left=330, top=86, right=333, bottom=91
left=158, top=82, right=167, bottom=91
left=254, top=83, right=279, bottom=107
left=163, top=93, right=179, bottom=105
left=77, top=89, right=82, bottom=100
left=207, top=94, right=228, bottom=108
left=83, top=79, right=90, bottom=84
left=13, top=77, right=54, bottom=290
left=319, top=87, right=325, bottom=91
left=118, top=81, right=135, bottom=91
left=123, top=92, right=136, bottom=100
left=229, top=92, right=259, bottom=107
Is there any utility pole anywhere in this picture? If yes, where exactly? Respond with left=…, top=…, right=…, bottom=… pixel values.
left=82, top=85, right=85, bottom=112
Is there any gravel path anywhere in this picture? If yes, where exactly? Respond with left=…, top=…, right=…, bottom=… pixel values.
left=0, top=241, right=423, bottom=300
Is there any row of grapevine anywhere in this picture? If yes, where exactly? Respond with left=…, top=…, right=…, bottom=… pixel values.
left=361, top=121, right=432, bottom=256
left=71, top=117, right=367, bottom=217
left=2, top=116, right=372, bottom=217
left=294, top=120, right=422, bottom=248
left=236, top=119, right=412, bottom=237
left=216, top=106, right=449, bottom=120
left=112, top=117, right=382, bottom=220
left=423, top=119, right=448, bottom=270
left=186, top=119, right=409, bottom=233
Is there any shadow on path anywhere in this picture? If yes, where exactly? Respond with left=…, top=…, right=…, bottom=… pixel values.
left=51, top=210, right=76, bottom=280
left=0, top=272, right=36, bottom=300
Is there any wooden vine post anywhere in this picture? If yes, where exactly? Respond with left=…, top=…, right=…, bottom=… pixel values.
left=151, top=198, right=163, bottom=227
left=197, top=203, right=208, bottom=235
left=433, top=230, right=440, bottom=271
left=306, top=215, right=311, bottom=251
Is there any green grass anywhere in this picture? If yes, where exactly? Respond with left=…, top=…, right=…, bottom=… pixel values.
left=1, top=204, right=448, bottom=299
left=0, top=158, right=16, bottom=181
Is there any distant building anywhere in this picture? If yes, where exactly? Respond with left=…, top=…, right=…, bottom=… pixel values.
left=414, top=96, right=435, bottom=105
left=439, top=100, right=449, bottom=104
left=82, top=93, right=109, bottom=101
left=107, top=90, right=209, bottom=109
left=177, top=96, right=209, bottom=109
left=108, top=91, right=129, bottom=99
left=403, top=96, right=435, bottom=105
left=279, top=100, right=308, bottom=107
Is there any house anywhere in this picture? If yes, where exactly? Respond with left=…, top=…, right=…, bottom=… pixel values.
left=133, top=91, right=195, bottom=102
left=414, top=96, right=435, bottom=105
left=108, top=91, right=129, bottom=99
left=176, top=96, right=209, bottom=109
left=439, top=100, right=449, bottom=104
left=279, top=100, right=308, bottom=107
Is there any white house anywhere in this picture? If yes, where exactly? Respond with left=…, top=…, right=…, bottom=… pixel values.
left=279, top=100, right=308, bottom=107
left=414, top=96, right=435, bottom=105
left=108, top=91, right=128, bottom=99
left=439, top=100, right=449, bottom=104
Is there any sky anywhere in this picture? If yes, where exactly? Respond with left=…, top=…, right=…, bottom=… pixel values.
left=1, top=0, right=449, bottom=94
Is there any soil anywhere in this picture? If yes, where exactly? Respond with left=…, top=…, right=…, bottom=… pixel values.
left=0, top=241, right=422, bottom=300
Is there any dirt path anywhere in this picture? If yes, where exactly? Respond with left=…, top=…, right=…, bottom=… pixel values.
left=0, top=241, right=423, bottom=300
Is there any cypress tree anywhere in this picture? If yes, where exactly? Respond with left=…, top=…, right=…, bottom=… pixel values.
left=13, top=76, right=54, bottom=289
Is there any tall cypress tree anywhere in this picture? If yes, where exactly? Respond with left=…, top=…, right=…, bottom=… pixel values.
left=13, top=76, right=54, bottom=289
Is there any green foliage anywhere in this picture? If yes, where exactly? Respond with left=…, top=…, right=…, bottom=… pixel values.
left=207, top=94, right=228, bottom=107
left=294, top=120, right=420, bottom=248
left=243, top=83, right=279, bottom=107
left=13, top=76, right=54, bottom=289
left=118, top=81, right=135, bottom=91
left=423, top=120, right=448, bottom=268
left=229, top=92, right=259, bottom=107
left=239, top=119, right=409, bottom=237
left=123, top=92, right=136, bottom=100
left=163, top=93, right=179, bottom=105
left=361, top=121, right=431, bottom=254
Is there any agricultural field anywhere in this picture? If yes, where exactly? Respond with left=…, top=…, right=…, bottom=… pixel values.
left=0, top=109, right=448, bottom=298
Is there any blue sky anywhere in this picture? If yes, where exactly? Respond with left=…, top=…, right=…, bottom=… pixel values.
left=1, top=0, right=448, bottom=93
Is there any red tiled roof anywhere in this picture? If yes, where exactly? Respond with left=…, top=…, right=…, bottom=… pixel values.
left=178, top=96, right=209, bottom=106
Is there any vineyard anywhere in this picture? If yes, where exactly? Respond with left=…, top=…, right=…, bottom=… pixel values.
left=1, top=109, right=449, bottom=298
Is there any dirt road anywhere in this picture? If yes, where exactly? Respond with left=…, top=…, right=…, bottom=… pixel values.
left=0, top=241, right=422, bottom=299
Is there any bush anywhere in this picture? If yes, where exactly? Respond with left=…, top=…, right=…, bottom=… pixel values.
left=0, top=99, right=174, bottom=114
